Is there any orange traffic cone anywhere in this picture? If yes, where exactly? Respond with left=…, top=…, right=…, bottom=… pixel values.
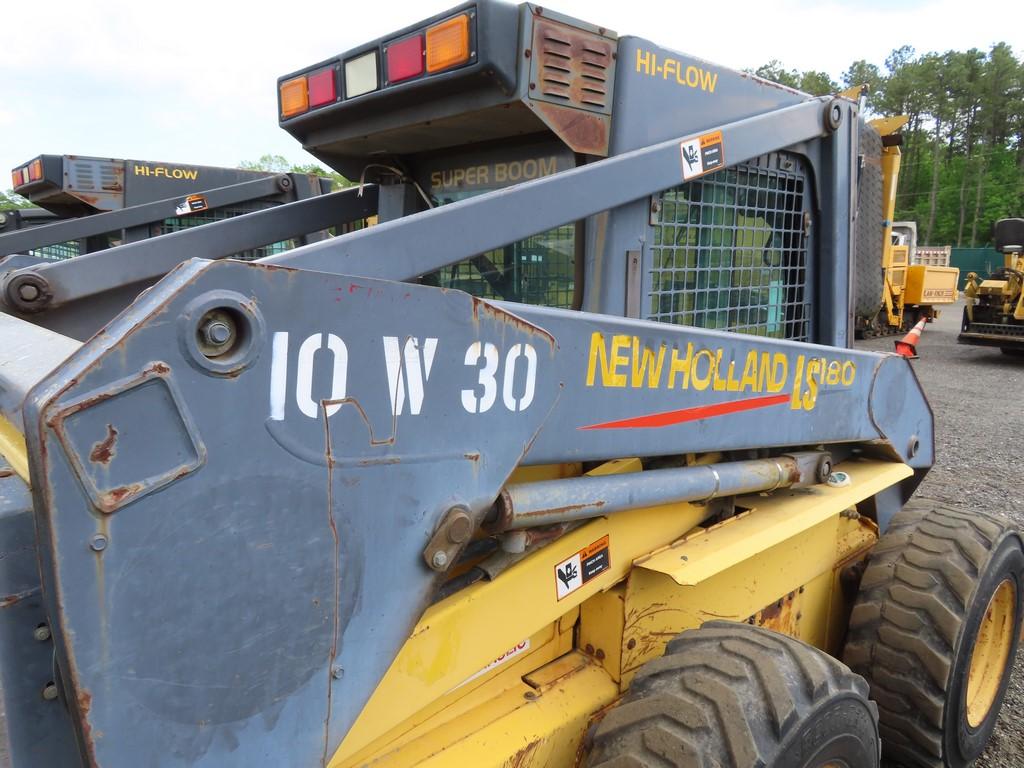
left=895, top=318, right=927, bottom=358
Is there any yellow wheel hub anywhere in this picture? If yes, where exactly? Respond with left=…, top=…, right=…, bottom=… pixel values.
left=966, top=578, right=1017, bottom=728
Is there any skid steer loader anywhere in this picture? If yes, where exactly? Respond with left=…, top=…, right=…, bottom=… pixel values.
left=2, top=153, right=336, bottom=264
left=0, top=3, right=1020, bottom=767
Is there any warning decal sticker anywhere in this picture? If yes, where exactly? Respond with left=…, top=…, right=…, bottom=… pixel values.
left=680, top=130, right=725, bottom=181
left=174, top=194, right=209, bottom=216
left=555, top=535, right=611, bottom=600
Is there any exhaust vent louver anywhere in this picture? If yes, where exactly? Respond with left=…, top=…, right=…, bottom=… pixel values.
left=531, top=16, right=615, bottom=115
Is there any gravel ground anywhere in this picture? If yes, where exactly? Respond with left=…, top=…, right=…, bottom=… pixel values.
left=858, top=301, right=1024, bottom=766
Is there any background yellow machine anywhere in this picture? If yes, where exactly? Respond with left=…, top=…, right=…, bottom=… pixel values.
left=855, top=117, right=960, bottom=338
left=961, top=217, right=1024, bottom=354
left=0, top=3, right=1019, bottom=768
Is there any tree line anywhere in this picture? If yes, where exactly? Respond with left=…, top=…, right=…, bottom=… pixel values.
left=754, top=43, right=1024, bottom=247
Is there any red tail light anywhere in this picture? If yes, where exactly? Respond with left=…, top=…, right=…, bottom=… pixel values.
left=308, top=68, right=337, bottom=108
left=386, top=35, right=425, bottom=84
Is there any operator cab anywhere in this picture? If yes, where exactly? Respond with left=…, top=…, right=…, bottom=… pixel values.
left=278, top=0, right=851, bottom=347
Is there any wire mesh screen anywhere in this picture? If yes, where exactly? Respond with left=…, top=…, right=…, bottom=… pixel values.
left=648, top=153, right=811, bottom=341
left=30, top=242, right=80, bottom=261
left=157, top=204, right=294, bottom=261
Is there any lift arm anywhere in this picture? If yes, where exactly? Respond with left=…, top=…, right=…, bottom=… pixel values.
left=8, top=250, right=931, bottom=766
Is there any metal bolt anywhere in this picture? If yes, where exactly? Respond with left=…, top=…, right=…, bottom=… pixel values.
left=446, top=511, right=473, bottom=544
left=33, top=625, right=51, bottom=642
left=523, top=690, right=538, bottom=700
left=17, top=283, right=40, bottom=302
left=90, top=534, right=108, bottom=552
left=431, top=550, right=449, bottom=569
left=331, top=666, right=344, bottom=680
left=202, top=320, right=233, bottom=347
left=42, top=683, right=58, bottom=701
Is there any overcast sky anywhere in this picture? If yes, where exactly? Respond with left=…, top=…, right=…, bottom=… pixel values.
left=4, top=0, right=1020, bottom=184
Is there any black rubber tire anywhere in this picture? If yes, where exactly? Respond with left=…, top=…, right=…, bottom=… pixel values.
left=854, top=122, right=885, bottom=325
left=843, top=500, right=1024, bottom=768
left=584, top=621, right=880, bottom=768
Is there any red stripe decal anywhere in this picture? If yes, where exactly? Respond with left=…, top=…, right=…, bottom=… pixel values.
left=578, top=393, right=792, bottom=430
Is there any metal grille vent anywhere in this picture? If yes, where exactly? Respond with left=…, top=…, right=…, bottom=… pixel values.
left=69, top=160, right=96, bottom=192
left=99, top=163, right=120, bottom=191
left=647, top=153, right=812, bottom=341
left=67, top=159, right=122, bottom=192
left=532, top=17, right=614, bottom=113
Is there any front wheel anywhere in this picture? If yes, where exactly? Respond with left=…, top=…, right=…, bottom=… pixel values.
left=844, top=500, right=1023, bottom=767
left=584, top=621, right=879, bottom=767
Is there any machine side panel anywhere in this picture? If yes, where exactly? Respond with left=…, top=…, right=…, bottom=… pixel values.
left=609, top=37, right=807, bottom=155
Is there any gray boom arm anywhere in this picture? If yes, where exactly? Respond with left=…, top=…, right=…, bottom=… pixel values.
left=7, top=251, right=931, bottom=766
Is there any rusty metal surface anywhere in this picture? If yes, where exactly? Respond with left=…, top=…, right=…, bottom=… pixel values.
left=525, top=12, right=616, bottom=155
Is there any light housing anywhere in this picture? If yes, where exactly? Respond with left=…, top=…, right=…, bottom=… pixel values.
left=308, top=68, right=337, bottom=107
left=386, top=35, right=425, bottom=84
left=425, top=14, right=471, bottom=73
left=280, top=76, right=309, bottom=118
left=344, top=51, right=379, bottom=98
left=10, top=170, right=20, bottom=189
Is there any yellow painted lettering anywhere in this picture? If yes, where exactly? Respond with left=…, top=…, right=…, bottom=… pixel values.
left=802, top=359, right=821, bottom=411
left=726, top=359, right=741, bottom=392
left=539, top=156, right=556, bottom=177
left=758, top=351, right=773, bottom=392
left=826, top=360, right=841, bottom=386
left=686, top=65, right=700, bottom=88
left=740, top=350, right=759, bottom=391
left=586, top=332, right=617, bottom=387
left=608, top=335, right=630, bottom=387
left=712, top=349, right=728, bottom=391
left=668, top=343, right=695, bottom=389
left=700, top=70, right=718, bottom=92
left=636, top=48, right=653, bottom=75
left=770, top=353, right=788, bottom=393
left=842, top=361, right=856, bottom=386
left=630, top=339, right=666, bottom=389
left=692, top=349, right=715, bottom=391
left=791, top=355, right=805, bottom=410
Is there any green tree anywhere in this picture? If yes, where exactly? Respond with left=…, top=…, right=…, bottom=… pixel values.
left=752, top=60, right=801, bottom=89
left=239, top=154, right=353, bottom=190
left=0, top=190, right=36, bottom=210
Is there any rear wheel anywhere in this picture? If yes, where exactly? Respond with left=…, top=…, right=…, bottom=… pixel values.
left=843, top=500, right=1024, bottom=767
left=585, top=621, right=879, bottom=768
